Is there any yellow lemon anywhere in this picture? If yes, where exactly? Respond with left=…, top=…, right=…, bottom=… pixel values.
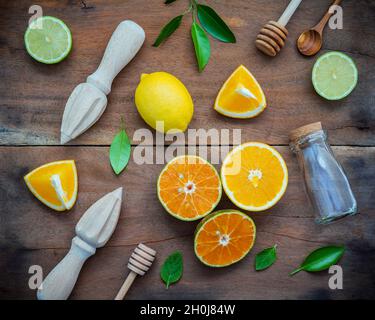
left=135, top=72, right=194, bottom=133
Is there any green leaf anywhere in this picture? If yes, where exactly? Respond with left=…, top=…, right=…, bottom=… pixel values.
left=109, top=122, right=131, bottom=175
left=160, top=251, right=183, bottom=289
left=290, top=246, right=345, bottom=276
left=255, top=245, right=277, bottom=271
left=191, top=22, right=210, bottom=72
left=165, top=0, right=178, bottom=4
left=197, top=4, right=236, bottom=43
left=153, top=15, right=183, bottom=47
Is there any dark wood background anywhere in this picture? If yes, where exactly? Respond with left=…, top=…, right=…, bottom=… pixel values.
left=0, top=0, right=374, bottom=300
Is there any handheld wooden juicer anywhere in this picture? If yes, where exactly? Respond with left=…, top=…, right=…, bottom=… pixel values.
left=115, top=243, right=156, bottom=300
left=255, top=0, right=303, bottom=57
left=60, top=20, right=145, bottom=144
left=37, top=188, right=123, bottom=300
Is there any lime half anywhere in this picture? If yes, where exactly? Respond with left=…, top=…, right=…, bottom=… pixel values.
left=24, top=16, right=72, bottom=64
left=312, top=51, right=358, bottom=100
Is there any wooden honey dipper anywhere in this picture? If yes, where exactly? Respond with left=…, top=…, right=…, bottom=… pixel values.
left=256, top=0, right=303, bottom=57
left=115, top=243, right=156, bottom=300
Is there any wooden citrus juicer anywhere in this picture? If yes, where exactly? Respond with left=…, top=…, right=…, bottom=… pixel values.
left=60, top=20, right=145, bottom=144
left=37, top=188, right=123, bottom=300
left=255, top=0, right=303, bottom=57
left=297, top=0, right=342, bottom=56
left=115, top=243, right=156, bottom=300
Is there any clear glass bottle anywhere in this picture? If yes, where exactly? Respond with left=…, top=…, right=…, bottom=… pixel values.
left=290, top=122, right=357, bottom=224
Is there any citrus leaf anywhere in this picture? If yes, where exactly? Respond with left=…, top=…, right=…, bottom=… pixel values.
left=191, top=22, right=210, bottom=72
left=109, top=125, right=131, bottom=175
left=255, top=245, right=277, bottom=271
left=160, top=251, right=183, bottom=289
left=153, top=15, right=183, bottom=47
left=197, top=4, right=236, bottom=43
left=290, top=246, right=345, bottom=276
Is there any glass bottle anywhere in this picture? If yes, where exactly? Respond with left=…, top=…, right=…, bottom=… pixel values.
left=290, top=122, right=357, bottom=224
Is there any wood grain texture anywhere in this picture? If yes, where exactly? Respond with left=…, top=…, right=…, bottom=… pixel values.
left=0, top=146, right=374, bottom=299
left=0, top=0, right=374, bottom=146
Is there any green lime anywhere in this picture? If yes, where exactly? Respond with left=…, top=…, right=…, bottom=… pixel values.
left=312, top=51, right=358, bottom=100
left=24, top=16, right=72, bottom=64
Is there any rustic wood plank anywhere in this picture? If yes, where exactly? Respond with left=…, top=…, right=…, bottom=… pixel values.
left=0, top=146, right=374, bottom=299
left=0, top=0, right=374, bottom=146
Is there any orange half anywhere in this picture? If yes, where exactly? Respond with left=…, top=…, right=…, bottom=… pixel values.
left=24, top=160, right=78, bottom=211
left=214, top=65, right=266, bottom=119
left=194, top=210, right=256, bottom=267
left=157, top=155, right=222, bottom=221
left=221, top=142, right=288, bottom=211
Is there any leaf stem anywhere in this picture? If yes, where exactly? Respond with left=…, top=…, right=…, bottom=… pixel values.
left=120, top=115, right=125, bottom=130
left=191, top=0, right=198, bottom=22
left=183, top=1, right=193, bottom=15
left=289, top=267, right=303, bottom=276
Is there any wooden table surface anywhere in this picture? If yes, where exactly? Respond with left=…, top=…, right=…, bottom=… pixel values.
left=0, top=0, right=374, bottom=300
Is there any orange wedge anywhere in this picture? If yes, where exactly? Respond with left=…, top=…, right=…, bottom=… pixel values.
left=157, top=155, right=222, bottom=221
left=194, top=210, right=256, bottom=267
left=214, top=65, right=266, bottom=119
left=221, top=142, right=288, bottom=211
left=24, top=160, right=78, bottom=211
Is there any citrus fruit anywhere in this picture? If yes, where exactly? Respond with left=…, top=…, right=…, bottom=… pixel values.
left=221, top=142, right=288, bottom=212
left=24, top=160, right=78, bottom=211
left=312, top=51, right=358, bottom=100
left=24, top=16, right=72, bottom=64
left=135, top=72, right=194, bottom=133
left=157, top=155, right=222, bottom=221
left=214, top=65, right=266, bottom=119
left=194, top=210, right=256, bottom=267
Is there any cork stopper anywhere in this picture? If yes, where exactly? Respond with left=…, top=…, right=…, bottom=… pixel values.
left=289, top=122, right=323, bottom=143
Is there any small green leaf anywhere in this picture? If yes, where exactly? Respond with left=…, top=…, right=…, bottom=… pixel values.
left=153, top=15, right=183, bottom=47
left=290, top=246, right=345, bottom=276
left=165, top=0, right=178, bottom=4
left=197, top=4, right=236, bottom=43
left=160, top=251, right=183, bottom=289
left=255, top=245, right=277, bottom=271
left=191, top=22, right=210, bottom=72
left=109, top=121, right=131, bottom=175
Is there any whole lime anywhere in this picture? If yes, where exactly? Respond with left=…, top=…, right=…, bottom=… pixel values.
left=135, top=72, right=194, bottom=133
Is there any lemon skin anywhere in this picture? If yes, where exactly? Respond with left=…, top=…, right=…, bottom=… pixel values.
left=135, top=72, right=194, bottom=133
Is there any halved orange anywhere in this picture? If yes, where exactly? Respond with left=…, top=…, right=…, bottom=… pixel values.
left=24, top=160, right=78, bottom=211
left=221, top=142, right=288, bottom=211
left=214, top=65, right=266, bottom=119
left=194, top=210, right=256, bottom=267
left=157, top=155, right=222, bottom=221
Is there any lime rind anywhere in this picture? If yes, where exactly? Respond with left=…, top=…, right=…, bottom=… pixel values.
left=24, top=16, right=72, bottom=64
left=312, top=51, right=358, bottom=101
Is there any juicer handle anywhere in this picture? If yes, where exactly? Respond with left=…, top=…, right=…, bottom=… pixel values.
left=87, top=20, right=145, bottom=95
left=37, top=237, right=96, bottom=300
left=278, top=0, right=303, bottom=26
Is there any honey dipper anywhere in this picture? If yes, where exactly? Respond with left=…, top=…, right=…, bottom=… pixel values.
left=255, top=0, right=303, bottom=57
left=114, top=243, right=156, bottom=300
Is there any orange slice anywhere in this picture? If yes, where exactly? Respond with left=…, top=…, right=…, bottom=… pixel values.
left=221, top=142, right=288, bottom=211
left=194, top=210, right=256, bottom=267
left=157, top=155, right=222, bottom=221
left=24, top=160, right=78, bottom=211
left=214, top=65, right=266, bottom=119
